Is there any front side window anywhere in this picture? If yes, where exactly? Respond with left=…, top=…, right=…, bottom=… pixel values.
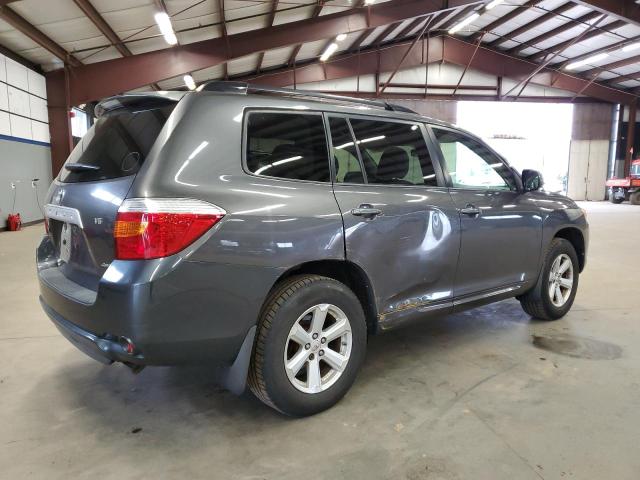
left=328, top=117, right=365, bottom=184
left=349, top=119, right=438, bottom=186
left=246, top=112, right=330, bottom=182
left=432, top=128, right=516, bottom=191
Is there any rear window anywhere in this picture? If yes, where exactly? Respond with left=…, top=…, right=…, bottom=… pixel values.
left=245, top=112, right=330, bottom=182
left=59, top=104, right=175, bottom=183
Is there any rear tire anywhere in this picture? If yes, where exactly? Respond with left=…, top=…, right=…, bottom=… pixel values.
left=248, top=275, right=367, bottom=416
left=519, top=238, right=579, bottom=321
left=630, top=191, right=640, bottom=205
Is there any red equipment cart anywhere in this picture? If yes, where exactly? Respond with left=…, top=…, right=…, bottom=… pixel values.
left=607, top=159, right=640, bottom=205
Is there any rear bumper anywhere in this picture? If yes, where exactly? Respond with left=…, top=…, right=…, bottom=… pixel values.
left=37, top=234, right=283, bottom=367
left=41, top=298, right=145, bottom=366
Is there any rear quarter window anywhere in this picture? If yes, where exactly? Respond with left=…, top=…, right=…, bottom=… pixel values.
left=245, top=112, right=330, bottom=182
left=59, top=104, right=175, bottom=183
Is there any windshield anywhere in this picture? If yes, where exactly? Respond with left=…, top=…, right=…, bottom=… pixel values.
left=59, top=104, right=175, bottom=183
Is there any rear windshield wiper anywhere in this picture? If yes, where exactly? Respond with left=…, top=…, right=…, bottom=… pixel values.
left=64, top=163, right=101, bottom=172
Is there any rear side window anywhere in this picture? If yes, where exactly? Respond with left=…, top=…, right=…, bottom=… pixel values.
left=59, top=104, right=175, bottom=183
left=246, top=112, right=330, bottom=182
left=349, top=119, right=438, bottom=186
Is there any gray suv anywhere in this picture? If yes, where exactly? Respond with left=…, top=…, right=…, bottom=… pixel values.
left=37, top=82, right=588, bottom=416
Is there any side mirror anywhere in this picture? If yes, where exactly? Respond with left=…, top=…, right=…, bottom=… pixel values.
left=522, top=169, right=544, bottom=192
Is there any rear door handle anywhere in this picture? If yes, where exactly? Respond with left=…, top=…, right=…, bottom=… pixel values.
left=352, top=204, right=382, bottom=218
left=459, top=204, right=481, bottom=217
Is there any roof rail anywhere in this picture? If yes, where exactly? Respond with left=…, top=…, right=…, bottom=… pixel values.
left=200, top=81, right=418, bottom=115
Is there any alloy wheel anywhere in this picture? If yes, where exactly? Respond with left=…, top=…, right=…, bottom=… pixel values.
left=284, top=304, right=352, bottom=394
left=548, top=253, right=574, bottom=308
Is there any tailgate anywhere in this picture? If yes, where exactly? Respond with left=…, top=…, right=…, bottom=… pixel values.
left=41, top=93, right=182, bottom=292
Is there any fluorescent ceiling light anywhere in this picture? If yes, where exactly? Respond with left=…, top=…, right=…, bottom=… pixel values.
left=320, top=42, right=338, bottom=62
left=364, top=0, right=375, bottom=5
left=485, top=0, right=504, bottom=9
left=336, top=33, right=347, bottom=42
left=449, top=12, right=480, bottom=35
left=565, top=53, right=609, bottom=70
left=622, top=42, right=640, bottom=52
left=154, top=12, right=178, bottom=45
left=184, top=74, right=196, bottom=90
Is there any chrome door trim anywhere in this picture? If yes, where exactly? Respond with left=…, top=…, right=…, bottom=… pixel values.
left=453, top=283, right=523, bottom=307
left=45, top=204, right=84, bottom=228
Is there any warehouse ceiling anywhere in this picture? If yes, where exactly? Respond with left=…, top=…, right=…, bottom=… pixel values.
left=0, top=0, right=639, bottom=103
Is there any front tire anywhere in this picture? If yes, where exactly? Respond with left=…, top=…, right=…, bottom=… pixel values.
left=609, top=188, right=624, bottom=204
left=519, top=238, right=579, bottom=321
left=630, top=191, right=640, bottom=206
left=248, top=275, right=367, bottom=416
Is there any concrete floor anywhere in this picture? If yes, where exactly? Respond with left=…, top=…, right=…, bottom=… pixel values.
left=1, top=201, right=639, bottom=479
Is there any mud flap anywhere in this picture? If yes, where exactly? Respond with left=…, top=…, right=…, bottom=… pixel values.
left=220, top=326, right=256, bottom=395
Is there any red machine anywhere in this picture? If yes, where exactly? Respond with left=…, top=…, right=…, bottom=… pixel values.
left=607, top=159, right=640, bottom=205
left=7, top=213, right=22, bottom=231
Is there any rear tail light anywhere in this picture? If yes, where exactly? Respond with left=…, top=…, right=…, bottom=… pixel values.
left=114, top=198, right=225, bottom=260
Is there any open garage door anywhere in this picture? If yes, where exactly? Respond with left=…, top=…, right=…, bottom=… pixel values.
left=457, top=102, right=572, bottom=194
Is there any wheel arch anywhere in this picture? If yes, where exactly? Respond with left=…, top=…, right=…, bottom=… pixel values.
left=554, top=227, right=586, bottom=272
left=270, top=260, right=379, bottom=334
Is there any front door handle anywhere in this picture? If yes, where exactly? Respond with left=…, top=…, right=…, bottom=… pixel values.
left=459, top=204, right=481, bottom=217
left=352, top=204, right=382, bottom=218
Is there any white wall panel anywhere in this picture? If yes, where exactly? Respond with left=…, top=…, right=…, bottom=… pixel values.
left=7, top=85, right=30, bottom=117
left=27, top=69, right=47, bottom=98
left=29, top=95, right=48, bottom=122
left=0, top=54, right=6, bottom=83
left=0, top=82, right=8, bottom=111
left=31, top=121, right=49, bottom=143
left=0, top=111, right=10, bottom=136
left=9, top=114, right=32, bottom=139
left=5, top=58, right=28, bottom=89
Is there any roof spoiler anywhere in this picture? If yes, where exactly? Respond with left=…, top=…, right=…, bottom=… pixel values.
left=199, top=81, right=417, bottom=114
left=95, top=91, right=186, bottom=118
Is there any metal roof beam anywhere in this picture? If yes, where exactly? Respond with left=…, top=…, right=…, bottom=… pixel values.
left=315, top=90, right=608, bottom=103
left=0, top=5, right=81, bottom=67
left=241, top=35, right=636, bottom=104
left=526, top=18, right=626, bottom=62
left=47, top=0, right=482, bottom=104
left=393, top=17, right=427, bottom=40
left=555, top=34, right=640, bottom=69
left=255, top=0, right=278, bottom=73
left=489, top=2, right=575, bottom=49
left=288, top=1, right=325, bottom=66
left=582, top=53, right=640, bottom=77
left=469, top=0, right=541, bottom=42
left=572, top=0, right=640, bottom=27
left=370, top=22, right=402, bottom=47
left=72, top=0, right=131, bottom=57
left=606, top=71, right=640, bottom=85
left=438, top=4, right=479, bottom=33
left=218, top=0, right=229, bottom=79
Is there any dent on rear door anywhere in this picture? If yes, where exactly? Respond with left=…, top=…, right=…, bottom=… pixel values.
left=337, top=185, right=460, bottom=323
